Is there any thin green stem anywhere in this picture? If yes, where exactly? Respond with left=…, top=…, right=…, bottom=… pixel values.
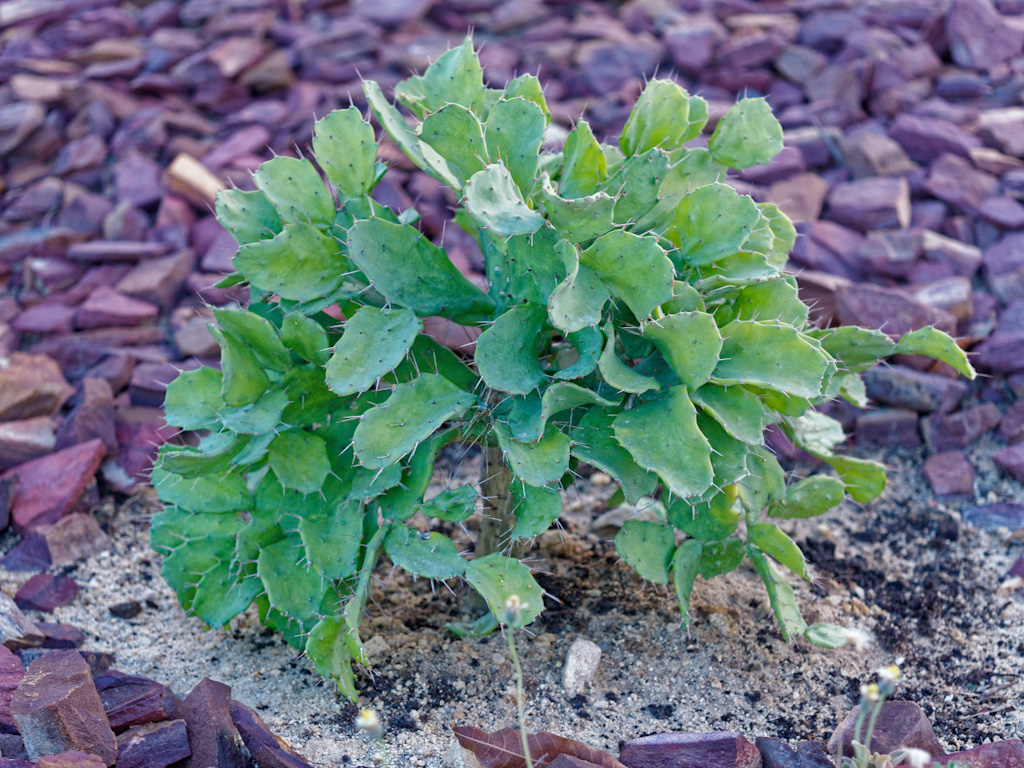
left=377, top=735, right=388, bottom=768
left=863, top=695, right=885, bottom=755
left=506, top=628, right=533, bottom=768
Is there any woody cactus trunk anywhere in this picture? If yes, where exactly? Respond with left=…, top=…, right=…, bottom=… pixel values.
left=151, top=38, right=975, bottom=698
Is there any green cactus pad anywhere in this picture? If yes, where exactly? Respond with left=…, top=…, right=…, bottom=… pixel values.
left=672, top=539, right=702, bottom=626
left=749, top=549, right=807, bottom=641
left=161, top=541, right=222, bottom=611
left=570, top=408, right=658, bottom=504
left=218, top=330, right=269, bottom=408
left=668, top=492, right=738, bottom=542
left=690, top=384, right=770, bottom=445
left=715, top=320, right=831, bottom=399
left=694, top=539, right=742, bottom=580
left=559, top=120, right=606, bottom=199
left=325, top=306, right=421, bottom=397
left=279, top=313, right=329, bottom=366
left=215, top=188, right=284, bottom=245
left=671, top=183, right=759, bottom=267
left=748, top=522, right=809, bottom=580
left=504, top=74, right=550, bottom=122
left=495, top=423, right=570, bottom=487
left=894, top=326, right=975, bottom=378
left=149, top=507, right=242, bottom=556
left=613, top=386, right=713, bottom=499
left=214, top=308, right=292, bottom=372
left=484, top=98, right=545, bottom=194
left=386, top=335, right=479, bottom=392
left=510, top=481, right=562, bottom=540
left=234, top=222, right=347, bottom=302
left=253, top=156, right=335, bottom=228
left=464, top=163, right=545, bottom=237
left=353, top=374, right=475, bottom=470
left=421, top=485, right=477, bottom=522
left=548, top=262, right=610, bottom=334
left=348, top=218, right=496, bottom=319
left=268, top=431, right=331, bottom=494
left=363, top=80, right=449, bottom=185
left=818, top=454, right=886, bottom=503
left=642, top=311, right=723, bottom=391
left=305, top=617, right=357, bottom=700
left=555, top=326, right=604, bottom=380
left=475, top=303, right=547, bottom=395
left=394, top=38, right=486, bottom=117
left=598, top=324, right=660, bottom=395
left=607, top=148, right=670, bottom=225
left=312, top=107, right=377, bottom=199
left=152, top=467, right=249, bottom=514
left=614, top=520, right=675, bottom=585
left=767, top=475, right=846, bottom=519
left=738, top=448, right=786, bottom=513
left=464, top=553, right=543, bottom=629
left=217, top=390, right=289, bottom=435
left=490, top=227, right=568, bottom=310
left=192, top=562, right=261, bottom=629
left=420, top=104, right=488, bottom=184
left=803, top=623, right=849, bottom=649
left=257, top=538, right=328, bottom=624
left=708, top=97, right=784, bottom=170
left=384, top=526, right=466, bottom=580
left=579, top=231, right=674, bottom=321
left=620, top=79, right=705, bottom=157
left=164, top=367, right=224, bottom=431
left=156, top=435, right=245, bottom=477
left=540, top=178, right=615, bottom=243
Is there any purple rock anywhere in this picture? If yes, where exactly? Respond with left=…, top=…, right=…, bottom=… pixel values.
left=116, top=720, right=191, bottom=768
left=14, top=576, right=79, bottom=613
left=947, top=0, right=1024, bottom=69
left=862, top=365, right=968, bottom=414
left=856, top=409, right=921, bottom=449
left=934, top=738, right=1024, bottom=767
left=961, top=503, right=1024, bottom=530
left=921, top=404, right=1002, bottom=452
left=828, top=701, right=943, bottom=759
left=890, top=114, right=981, bottom=164
left=619, top=731, right=763, bottom=768
left=998, top=401, right=1024, bottom=444
left=922, top=451, right=976, bottom=498
left=231, top=699, right=313, bottom=768
left=993, top=443, right=1024, bottom=483
left=94, top=670, right=179, bottom=732
left=756, top=737, right=832, bottom=768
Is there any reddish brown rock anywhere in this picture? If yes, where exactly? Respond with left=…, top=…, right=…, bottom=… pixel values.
left=836, top=284, right=956, bottom=340
left=12, top=303, right=77, bottom=335
left=827, top=176, right=911, bottom=232
left=181, top=678, right=249, bottom=768
left=855, top=409, right=921, bottom=449
left=921, top=230, right=982, bottom=278
left=922, top=451, right=976, bottom=498
left=983, top=232, right=1024, bottom=304
left=74, top=288, right=159, bottom=331
left=619, top=731, right=762, bottom=768
left=0, top=354, right=74, bottom=423
left=231, top=699, right=313, bottom=768
left=103, top=407, right=173, bottom=492
left=116, top=720, right=190, bottom=768
left=5, top=440, right=107, bottom=534
left=15, top=575, right=79, bottom=613
left=55, top=379, right=117, bottom=456
left=0, top=417, right=57, bottom=472
left=947, top=0, right=1024, bottom=70
left=890, top=114, right=981, bottom=164
left=935, top=739, right=1024, bottom=767
left=112, top=153, right=162, bottom=209
left=829, top=701, right=943, bottom=758
left=993, top=443, right=1024, bottom=484
left=34, top=514, right=112, bottom=567
left=115, top=249, right=195, bottom=310
left=756, top=737, right=832, bottom=768
left=974, top=301, right=1024, bottom=373
left=82, top=356, right=135, bottom=395
left=858, top=230, right=922, bottom=279
left=922, top=404, right=1002, bottom=452
left=0, top=646, right=25, bottom=734
left=36, top=751, right=106, bottom=768
left=768, top=173, right=829, bottom=223
left=94, top=670, right=179, bottom=732
left=202, top=125, right=271, bottom=170
left=10, top=650, right=116, bottom=765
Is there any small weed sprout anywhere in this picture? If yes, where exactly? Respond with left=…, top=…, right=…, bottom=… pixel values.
left=150, top=35, right=977, bottom=698
left=838, top=666, right=961, bottom=768
left=356, top=708, right=387, bottom=768
left=503, top=594, right=533, bottom=768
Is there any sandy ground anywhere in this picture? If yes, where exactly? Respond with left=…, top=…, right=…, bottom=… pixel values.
left=1, top=434, right=1022, bottom=767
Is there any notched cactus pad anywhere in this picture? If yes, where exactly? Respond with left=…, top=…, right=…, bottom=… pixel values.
left=153, top=37, right=977, bottom=698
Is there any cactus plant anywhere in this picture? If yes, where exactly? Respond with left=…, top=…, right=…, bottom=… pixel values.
left=151, top=37, right=975, bottom=698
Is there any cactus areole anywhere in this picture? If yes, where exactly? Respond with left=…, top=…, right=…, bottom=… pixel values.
left=152, top=38, right=975, bottom=697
